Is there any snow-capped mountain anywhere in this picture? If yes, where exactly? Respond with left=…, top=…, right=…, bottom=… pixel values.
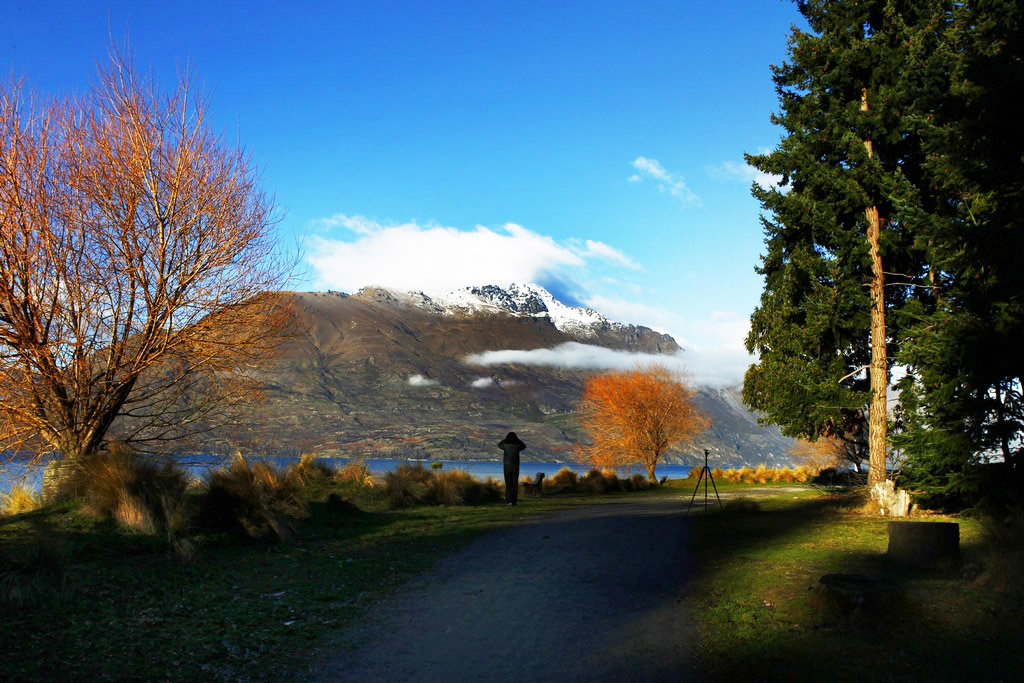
left=354, top=282, right=624, bottom=340
left=189, top=287, right=795, bottom=465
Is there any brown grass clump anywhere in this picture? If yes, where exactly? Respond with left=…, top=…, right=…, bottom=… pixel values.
left=201, top=455, right=308, bottom=542
left=581, top=468, right=622, bottom=494
left=336, top=459, right=375, bottom=487
left=427, top=470, right=467, bottom=506
left=68, top=443, right=191, bottom=537
left=545, top=467, right=578, bottom=493
left=792, top=466, right=813, bottom=483
left=0, top=483, right=42, bottom=516
left=384, top=464, right=501, bottom=507
left=288, top=453, right=335, bottom=487
left=630, top=474, right=653, bottom=491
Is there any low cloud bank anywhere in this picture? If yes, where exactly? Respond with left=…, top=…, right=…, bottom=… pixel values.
left=470, top=377, right=496, bottom=388
left=464, top=342, right=751, bottom=388
left=408, top=374, right=439, bottom=387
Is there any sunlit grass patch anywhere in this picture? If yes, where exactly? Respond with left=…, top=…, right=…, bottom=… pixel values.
left=68, top=443, right=191, bottom=536
left=335, top=459, right=376, bottom=487
left=0, top=483, right=42, bottom=517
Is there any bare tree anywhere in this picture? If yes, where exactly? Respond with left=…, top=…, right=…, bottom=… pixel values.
left=0, top=48, right=293, bottom=462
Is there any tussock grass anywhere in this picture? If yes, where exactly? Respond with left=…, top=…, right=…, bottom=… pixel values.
left=544, top=467, right=578, bottom=493
left=1, top=483, right=42, bottom=517
left=690, top=464, right=821, bottom=485
left=201, top=455, right=308, bottom=542
left=383, top=464, right=501, bottom=508
left=288, top=453, right=335, bottom=487
left=335, top=459, right=376, bottom=487
left=68, top=443, right=191, bottom=536
left=630, top=473, right=653, bottom=491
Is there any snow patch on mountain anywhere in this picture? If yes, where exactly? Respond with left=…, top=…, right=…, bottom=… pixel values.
left=355, top=282, right=618, bottom=338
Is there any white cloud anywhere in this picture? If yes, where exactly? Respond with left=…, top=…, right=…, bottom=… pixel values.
left=708, top=148, right=784, bottom=191
left=466, top=341, right=751, bottom=389
left=306, top=217, right=590, bottom=294
left=630, top=156, right=701, bottom=206
left=580, top=240, right=642, bottom=270
left=408, top=374, right=439, bottom=387
left=470, top=376, right=496, bottom=388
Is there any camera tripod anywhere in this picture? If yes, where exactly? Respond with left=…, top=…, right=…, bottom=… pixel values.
left=686, top=449, right=722, bottom=516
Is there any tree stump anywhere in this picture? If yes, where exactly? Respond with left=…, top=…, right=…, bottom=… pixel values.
left=41, top=459, right=81, bottom=503
left=887, top=521, right=960, bottom=569
left=814, top=574, right=901, bottom=616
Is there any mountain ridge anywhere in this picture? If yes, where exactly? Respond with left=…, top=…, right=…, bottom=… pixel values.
left=211, top=283, right=794, bottom=466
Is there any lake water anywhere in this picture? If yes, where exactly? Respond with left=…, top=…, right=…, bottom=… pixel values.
left=0, top=455, right=695, bottom=494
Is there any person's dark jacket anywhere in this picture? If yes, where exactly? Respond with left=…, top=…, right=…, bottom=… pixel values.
left=498, top=433, right=526, bottom=464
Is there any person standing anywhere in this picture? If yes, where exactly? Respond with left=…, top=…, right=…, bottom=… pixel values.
left=498, top=431, right=526, bottom=505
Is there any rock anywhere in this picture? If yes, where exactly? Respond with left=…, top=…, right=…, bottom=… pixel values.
left=870, top=479, right=912, bottom=516
left=813, top=573, right=901, bottom=615
left=887, top=521, right=960, bottom=569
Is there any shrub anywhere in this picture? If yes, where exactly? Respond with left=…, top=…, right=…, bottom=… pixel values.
left=687, top=467, right=701, bottom=480
left=200, top=455, right=308, bottom=542
left=0, top=483, right=42, bottom=516
left=336, top=459, right=375, bottom=487
left=793, top=466, right=813, bottom=483
left=630, top=474, right=652, bottom=491
left=545, top=467, right=578, bottom=492
left=288, top=453, right=334, bottom=487
left=426, top=470, right=467, bottom=506
left=68, top=443, right=191, bottom=535
left=581, top=468, right=621, bottom=494
left=384, top=465, right=501, bottom=508
left=383, top=463, right=432, bottom=508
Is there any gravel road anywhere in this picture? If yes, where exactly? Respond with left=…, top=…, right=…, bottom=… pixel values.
left=312, top=496, right=697, bottom=682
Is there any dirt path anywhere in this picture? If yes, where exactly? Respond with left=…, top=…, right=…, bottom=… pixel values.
left=312, top=495, right=698, bottom=682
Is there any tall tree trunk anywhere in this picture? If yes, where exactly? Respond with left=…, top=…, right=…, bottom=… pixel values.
left=862, top=88, right=888, bottom=486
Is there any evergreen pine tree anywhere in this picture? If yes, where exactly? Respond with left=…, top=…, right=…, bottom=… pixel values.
left=743, top=0, right=941, bottom=485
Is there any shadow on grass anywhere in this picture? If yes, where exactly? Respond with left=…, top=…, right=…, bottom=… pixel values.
left=679, top=488, right=1023, bottom=682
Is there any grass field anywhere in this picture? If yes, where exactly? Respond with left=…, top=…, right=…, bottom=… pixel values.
left=0, top=473, right=638, bottom=681
left=667, top=480, right=1024, bottom=682
left=2, top=471, right=1020, bottom=681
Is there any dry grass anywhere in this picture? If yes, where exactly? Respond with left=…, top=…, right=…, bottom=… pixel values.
left=68, top=443, right=191, bottom=536
left=287, top=453, right=335, bottom=487
left=544, top=467, right=579, bottom=493
left=0, top=483, right=42, bottom=517
left=201, top=455, right=308, bottom=542
left=335, top=459, right=376, bottom=487
left=383, top=464, right=501, bottom=508
left=690, top=464, right=820, bottom=485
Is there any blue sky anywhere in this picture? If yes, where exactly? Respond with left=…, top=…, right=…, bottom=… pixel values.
left=5, top=0, right=804, bottom=385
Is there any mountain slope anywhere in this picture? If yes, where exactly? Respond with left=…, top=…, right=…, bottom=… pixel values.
left=219, top=284, right=794, bottom=466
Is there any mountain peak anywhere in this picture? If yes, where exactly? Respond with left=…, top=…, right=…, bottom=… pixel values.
left=352, top=282, right=614, bottom=338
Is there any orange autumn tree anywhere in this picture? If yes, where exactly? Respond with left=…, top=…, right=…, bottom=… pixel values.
left=0, top=47, right=293, bottom=462
left=575, top=364, right=709, bottom=482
